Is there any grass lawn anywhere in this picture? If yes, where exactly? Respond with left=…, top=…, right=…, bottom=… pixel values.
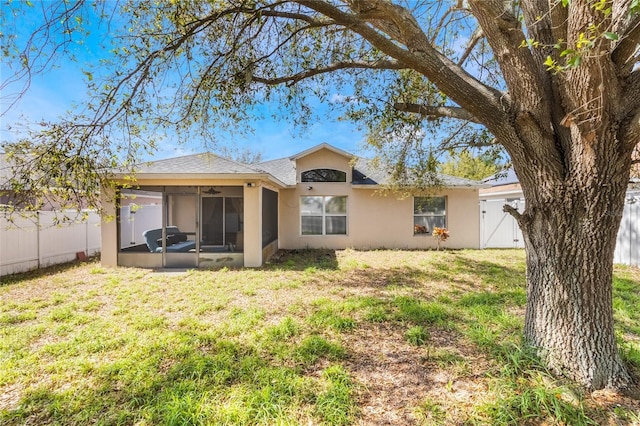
left=1, top=249, right=639, bottom=425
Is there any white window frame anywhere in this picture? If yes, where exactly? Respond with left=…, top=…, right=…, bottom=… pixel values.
left=413, top=196, right=447, bottom=235
left=300, top=196, right=348, bottom=236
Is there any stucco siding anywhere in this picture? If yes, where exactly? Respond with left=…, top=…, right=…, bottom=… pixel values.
left=279, top=187, right=480, bottom=250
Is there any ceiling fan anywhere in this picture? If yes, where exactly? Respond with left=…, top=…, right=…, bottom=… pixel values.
left=204, top=187, right=221, bottom=195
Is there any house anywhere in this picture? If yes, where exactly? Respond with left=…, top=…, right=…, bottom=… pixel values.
left=479, top=169, right=640, bottom=266
left=100, top=143, right=486, bottom=269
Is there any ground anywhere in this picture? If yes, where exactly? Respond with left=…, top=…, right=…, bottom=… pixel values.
left=0, top=249, right=639, bottom=425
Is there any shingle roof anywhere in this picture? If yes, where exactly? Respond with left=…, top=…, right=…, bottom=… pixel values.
left=254, top=158, right=297, bottom=185
left=352, top=158, right=389, bottom=185
left=130, top=152, right=261, bottom=175
left=439, top=173, right=488, bottom=187
left=253, top=155, right=485, bottom=188
left=119, top=144, right=486, bottom=188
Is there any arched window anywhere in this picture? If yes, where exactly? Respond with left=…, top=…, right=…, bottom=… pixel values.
left=301, top=169, right=347, bottom=182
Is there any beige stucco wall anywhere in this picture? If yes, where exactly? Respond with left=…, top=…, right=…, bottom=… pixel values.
left=279, top=187, right=480, bottom=250
left=243, top=184, right=262, bottom=267
left=279, top=148, right=481, bottom=250
left=100, top=189, right=118, bottom=267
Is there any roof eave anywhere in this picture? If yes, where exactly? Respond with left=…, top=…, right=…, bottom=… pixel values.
left=351, top=183, right=488, bottom=189
left=111, top=172, right=289, bottom=188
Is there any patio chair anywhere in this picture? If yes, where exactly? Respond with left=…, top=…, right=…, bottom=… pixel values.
left=143, top=226, right=196, bottom=252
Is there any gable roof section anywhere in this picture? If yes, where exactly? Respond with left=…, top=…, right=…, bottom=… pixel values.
left=289, top=142, right=353, bottom=160
left=254, top=156, right=389, bottom=186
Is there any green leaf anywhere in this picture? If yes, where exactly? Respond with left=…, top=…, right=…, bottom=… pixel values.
left=561, top=0, right=570, bottom=6
left=559, top=49, right=576, bottom=58
left=544, top=56, right=555, bottom=67
left=603, top=32, right=619, bottom=41
left=566, top=55, right=582, bottom=68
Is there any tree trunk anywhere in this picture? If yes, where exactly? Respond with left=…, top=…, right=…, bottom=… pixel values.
left=515, top=144, right=633, bottom=390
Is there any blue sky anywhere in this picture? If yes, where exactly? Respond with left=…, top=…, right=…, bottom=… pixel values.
left=0, top=65, right=370, bottom=162
left=0, top=4, right=370, bottom=163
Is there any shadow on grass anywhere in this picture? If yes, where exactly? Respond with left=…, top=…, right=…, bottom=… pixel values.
left=265, top=249, right=339, bottom=271
left=335, top=253, right=526, bottom=294
left=0, top=256, right=100, bottom=287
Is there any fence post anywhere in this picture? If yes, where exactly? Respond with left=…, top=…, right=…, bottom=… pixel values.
left=86, top=213, right=89, bottom=257
left=37, top=211, right=41, bottom=269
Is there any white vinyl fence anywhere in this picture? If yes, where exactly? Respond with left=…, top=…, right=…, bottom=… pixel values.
left=614, top=191, right=640, bottom=267
left=0, top=211, right=101, bottom=277
left=480, top=198, right=526, bottom=249
left=481, top=191, right=640, bottom=267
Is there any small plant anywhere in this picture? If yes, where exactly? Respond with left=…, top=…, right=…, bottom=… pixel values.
left=432, top=227, right=450, bottom=250
left=405, top=325, right=430, bottom=346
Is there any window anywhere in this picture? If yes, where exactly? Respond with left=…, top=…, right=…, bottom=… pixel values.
left=301, top=196, right=347, bottom=235
left=414, top=196, right=446, bottom=235
left=301, top=169, right=347, bottom=182
left=262, top=188, right=278, bottom=247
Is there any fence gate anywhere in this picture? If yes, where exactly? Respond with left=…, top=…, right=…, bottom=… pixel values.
left=480, top=198, right=525, bottom=249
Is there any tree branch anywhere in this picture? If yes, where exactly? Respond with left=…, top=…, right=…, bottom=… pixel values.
left=623, top=69, right=640, bottom=128
left=468, top=0, right=550, bottom=124
left=393, top=103, right=480, bottom=123
left=457, top=27, right=483, bottom=66
left=251, top=59, right=405, bottom=86
left=503, top=203, right=522, bottom=221
left=296, top=0, right=511, bottom=135
left=613, top=15, right=640, bottom=73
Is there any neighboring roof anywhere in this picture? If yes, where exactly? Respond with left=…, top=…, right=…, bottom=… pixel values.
left=482, top=168, right=519, bottom=186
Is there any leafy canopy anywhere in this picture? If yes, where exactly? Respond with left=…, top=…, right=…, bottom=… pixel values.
left=0, top=0, right=638, bottom=212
